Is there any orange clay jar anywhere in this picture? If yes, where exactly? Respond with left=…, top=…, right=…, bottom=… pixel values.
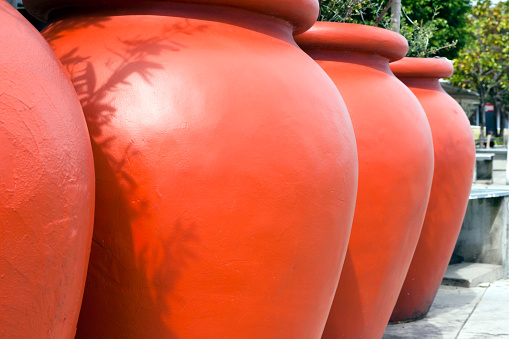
left=389, top=57, right=475, bottom=322
left=23, top=0, right=359, bottom=337
left=0, top=2, right=94, bottom=338
left=296, top=23, right=434, bottom=339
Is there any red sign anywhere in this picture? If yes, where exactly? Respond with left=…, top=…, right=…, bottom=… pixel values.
left=485, top=103, right=495, bottom=112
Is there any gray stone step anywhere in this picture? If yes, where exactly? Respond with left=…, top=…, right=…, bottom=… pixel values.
left=442, top=262, right=504, bottom=288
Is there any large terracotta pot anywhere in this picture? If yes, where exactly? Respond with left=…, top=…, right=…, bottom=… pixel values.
left=296, top=23, right=434, bottom=339
left=0, top=2, right=95, bottom=338
left=23, top=0, right=359, bottom=337
left=389, top=57, right=475, bottom=322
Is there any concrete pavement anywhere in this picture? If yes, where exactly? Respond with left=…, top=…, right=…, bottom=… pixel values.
left=383, top=279, right=509, bottom=338
left=384, top=155, right=509, bottom=338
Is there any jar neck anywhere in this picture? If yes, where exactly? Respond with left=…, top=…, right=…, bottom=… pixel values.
left=397, top=77, right=445, bottom=92
left=48, top=2, right=296, bottom=45
left=303, top=49, right=393, bottom=75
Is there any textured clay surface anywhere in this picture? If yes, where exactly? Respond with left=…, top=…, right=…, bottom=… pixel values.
left=0, top=2, right=95, bottom=338
left=390, top=57, right=475, bottom=322
left=297, top=22, right=434, bottom=339
left=40, top=3, right=358, bottom=338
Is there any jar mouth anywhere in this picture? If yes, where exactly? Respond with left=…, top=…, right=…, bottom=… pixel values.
left=295, top=22, right=408, bottom=62
left=390, top=57, right=454, bottom=79
left=23, top=0, right=318, bottom=34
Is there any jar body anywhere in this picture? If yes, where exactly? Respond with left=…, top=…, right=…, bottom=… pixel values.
left=390, top=59, right=475, bottom=322
left=0, top=2, right=95, bottom=338
left=296, top=23, right=434, bottom=339
left=42, top=5, right=358, bottom=338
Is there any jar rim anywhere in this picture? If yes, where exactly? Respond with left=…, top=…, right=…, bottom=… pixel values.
left=295, top=22, right=408, bottom=62
left=390, top=57, right=454, bottom=79
left=23, top=0, right=319, bottom=34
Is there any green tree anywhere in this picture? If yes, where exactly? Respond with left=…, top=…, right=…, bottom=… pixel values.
left=318, top=0, right=393, bottom=27
left=399, top=7, right=458, bottom=57
left=318, top=0, right=471, bottom=58
left=450, top=0, right=509, bottom=143
left=401, top=0, right=471, bottom=59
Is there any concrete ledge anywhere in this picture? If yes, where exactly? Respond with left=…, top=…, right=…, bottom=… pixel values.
left=453, top=193, right=509, bottom=278
left=476, top=148, right=507, bottom=160
left=442, top=263, right=504, bottom=287
left=475, top=153, right=495, bottom=183
left=469, top=188, right=509, bottom=199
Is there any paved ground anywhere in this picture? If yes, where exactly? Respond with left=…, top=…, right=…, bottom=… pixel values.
left=383, top=279, right=509, bottom=338
left=384, top=156, right=509, bottom=338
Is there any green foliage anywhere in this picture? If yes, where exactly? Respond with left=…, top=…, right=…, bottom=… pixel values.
left=400, top=7, right=457, bottom=58
left=401, top=0, right=471, bottom=59
left=318, top=0, right=362, bottom=23
left=450, top=0, right=509, bottom=99
left=450, top=0, right=509, bottom=137
left=318, top=0, right=471, bottom=59
left=318, top=0, right=391, bottom=27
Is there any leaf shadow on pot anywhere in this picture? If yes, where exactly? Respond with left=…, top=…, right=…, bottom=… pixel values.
left=44, top=17, right=208, bottom=337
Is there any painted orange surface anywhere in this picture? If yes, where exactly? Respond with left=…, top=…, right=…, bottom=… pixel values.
left=296, top=23, right=434, bottom=339
left=23, top=0, right=318, bottom=35
left=0, top=2, right=95, bottom=338
left=389, top=57, right=475, bottom=322
left=26, top=1, right=359, bottom=337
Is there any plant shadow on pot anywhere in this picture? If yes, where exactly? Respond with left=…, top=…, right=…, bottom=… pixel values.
left=44, top=18, right=206, bottom=337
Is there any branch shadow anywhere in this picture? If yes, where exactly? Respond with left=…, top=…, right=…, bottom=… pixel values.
left=43, top=16, right=208, bottom=337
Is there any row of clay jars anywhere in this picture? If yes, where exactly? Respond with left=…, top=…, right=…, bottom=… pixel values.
left=296, top=22, right=474, bottom=338
left=2, top=1, right=474, bottom=337
left=0, top=2, right=95, bottom=338
left=296, top=23, right=435, bottom=339
left=17, top=0, right=359, bottom=338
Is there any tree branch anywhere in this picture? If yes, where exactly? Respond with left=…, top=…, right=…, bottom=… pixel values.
left=374, top=0, right=393, bottom=27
